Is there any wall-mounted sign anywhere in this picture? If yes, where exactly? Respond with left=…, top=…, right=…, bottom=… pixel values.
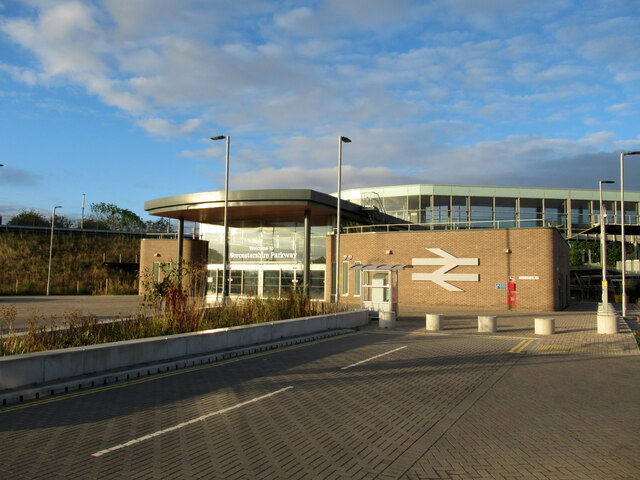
left=495, top=283, right=507, bottom=290
left=412, top=248, right=479, bottom=292
left=230, top=245, right=296, bottom=262
left=518, top=276, right=540, bottom=280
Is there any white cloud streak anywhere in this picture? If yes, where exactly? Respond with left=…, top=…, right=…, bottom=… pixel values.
left=1, top=0, right=639, bottom=193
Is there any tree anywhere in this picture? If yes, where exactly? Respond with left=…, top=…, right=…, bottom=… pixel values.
left=145, top=217, right=174, bottom=233
left=569, top=240, right=635, bottom=267
left=89, top=202, right=146, bottom=232
left=8, top=209, right=50, bottom=227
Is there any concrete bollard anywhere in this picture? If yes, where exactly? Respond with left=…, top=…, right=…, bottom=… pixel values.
left=379, top=311, right=396, bottom=329
left=596, top=313, right=618, bottom=334
left=534, top=317, right=555, bottom=335
left=478, top=315, right=497, bottom=333
left=426, top=314, right=444, bottom=331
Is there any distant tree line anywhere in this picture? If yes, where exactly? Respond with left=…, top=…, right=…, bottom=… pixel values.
left=6, top=202, right=173, bottom=233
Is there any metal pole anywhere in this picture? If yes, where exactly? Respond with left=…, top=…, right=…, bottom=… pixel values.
left=223, top=136, right=230, bottom=306
left=81, top=193, right=85, bottom=229
left=620, top=153, right=626, bottom=317
left=620, top=152, right=640, bottom=316
left=335, top=136, right=351, bottom=304
left=211, top=136, right=231, bottom=306
left=303, top=209, right=311, bottom=298
left=599, top=180, right=614, bottom=314
left=177, top=217, right=184, bottom=281
left=619, top=151, right=640, bottom=317
left=46, top=206, right=61, bottom=296
left=336, top=137, right=342, bottom=304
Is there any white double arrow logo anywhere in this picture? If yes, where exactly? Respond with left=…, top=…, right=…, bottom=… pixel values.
left=412, top=248, right=479, bottom=292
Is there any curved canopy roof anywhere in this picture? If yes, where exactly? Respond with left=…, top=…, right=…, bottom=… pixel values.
left=145, top=189, right=403, bottom=226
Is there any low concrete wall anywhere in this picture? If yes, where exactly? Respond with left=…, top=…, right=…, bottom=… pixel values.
left=0, top=310, right=368, bottom=392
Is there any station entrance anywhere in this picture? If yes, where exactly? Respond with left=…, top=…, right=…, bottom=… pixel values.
left=206, top=264, right=326, bottom=301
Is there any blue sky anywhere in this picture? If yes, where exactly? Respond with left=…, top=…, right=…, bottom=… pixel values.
left=1, top=0, right=639, bottom=223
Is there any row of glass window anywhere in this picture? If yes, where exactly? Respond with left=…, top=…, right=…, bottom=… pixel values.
left=367, top=195, right=638, bottom=230
left=206, top=269, right=326, bottom=300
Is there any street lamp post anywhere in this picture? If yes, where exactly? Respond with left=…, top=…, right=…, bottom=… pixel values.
left=619, top=151, right=640, bottom=318
left=599, top=180, right=615, bottom=314
left=81, top=193, right=86, bottom=229
left=46, top=205, right=62, bottom=296
left=211, top=135, right=230, bottom=307
left=335, top=135, right=351, bottom=304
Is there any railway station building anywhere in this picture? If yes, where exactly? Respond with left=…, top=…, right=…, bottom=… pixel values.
left=140, top=184, right=640, bottom=311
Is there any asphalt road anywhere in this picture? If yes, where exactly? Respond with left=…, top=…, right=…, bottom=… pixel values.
left=0, top=295, right=145, bottom=332
left=1, top=328, right=638, bottom=479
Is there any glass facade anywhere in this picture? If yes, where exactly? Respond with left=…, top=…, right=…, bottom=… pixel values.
left=201, top=218, right=332, bottom=300
left=341, top=185, right=640, bottom=238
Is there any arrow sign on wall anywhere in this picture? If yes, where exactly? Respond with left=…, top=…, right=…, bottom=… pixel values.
left=412, top=248, right=479, bottom=292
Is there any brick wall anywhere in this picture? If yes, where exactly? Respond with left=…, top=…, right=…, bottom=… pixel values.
left=139, top=238, right=209, bottom=294
left=327, top=228, right=569, bottom=311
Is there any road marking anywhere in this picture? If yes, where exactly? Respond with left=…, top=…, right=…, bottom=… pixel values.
left=509, top=339, right=534, bottom=354
left=341, top=345, right=407, bottom=370
left=91, top=386, right=294, bottom=457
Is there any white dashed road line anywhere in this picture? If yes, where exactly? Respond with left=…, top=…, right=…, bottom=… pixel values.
left=91, top=386, right=294, bottom=457
left=341, top=346, right=408, bottom=370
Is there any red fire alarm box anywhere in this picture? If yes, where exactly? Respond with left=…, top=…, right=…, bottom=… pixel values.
left=508, top=282, right=516, bottom=291
left=507, top=292, right=517, bottom=306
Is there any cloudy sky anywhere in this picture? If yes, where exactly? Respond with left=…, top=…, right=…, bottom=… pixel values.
left=1, top=0, right=639, bottom=222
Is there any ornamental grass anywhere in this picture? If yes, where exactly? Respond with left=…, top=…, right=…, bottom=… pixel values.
left=0, top=264, right=346, bottom=356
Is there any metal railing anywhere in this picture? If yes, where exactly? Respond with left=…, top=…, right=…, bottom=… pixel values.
left=341, top=217, right=555, bottom=234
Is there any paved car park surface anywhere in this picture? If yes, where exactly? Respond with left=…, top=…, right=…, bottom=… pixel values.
left=0, top=300, right=639, bottom=479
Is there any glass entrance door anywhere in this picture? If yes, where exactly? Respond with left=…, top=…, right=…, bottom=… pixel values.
left=207, top=267, right=325, bottom=300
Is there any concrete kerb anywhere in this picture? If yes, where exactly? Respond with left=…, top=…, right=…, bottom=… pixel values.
left=0, top=310, right=368, bottom=403
left=0, top=329, right=356, bottom=407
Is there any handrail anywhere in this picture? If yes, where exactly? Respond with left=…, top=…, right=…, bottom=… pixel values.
left=340, top=218, right=558, bottom=234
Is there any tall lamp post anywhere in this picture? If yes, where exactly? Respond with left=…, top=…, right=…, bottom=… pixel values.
left=599, top=180, right=615, bottom=314
left=211, top=135, right=230, bottom=306
left=619, top=151, right=640, bottom=318
left=335, top=135, right=351, bottom=304
left=46, top=205, right=62, bottom=296
left=81, top=193, right=86, bottom=229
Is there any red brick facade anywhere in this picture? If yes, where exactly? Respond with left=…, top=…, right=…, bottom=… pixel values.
left=138, top=238, right=209, bottom=294
left=327, top=228, right=569, bottom=311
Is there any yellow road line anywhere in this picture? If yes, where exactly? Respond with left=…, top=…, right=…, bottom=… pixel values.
left=1, top=332, right=357, bottom=414
left=509, top=339, right=534, bottom=354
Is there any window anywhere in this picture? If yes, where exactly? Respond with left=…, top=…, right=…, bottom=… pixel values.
left=310, top=271, right=325, bottom=299
left=342, top=261, right=349, bottom=295
left=470, top=197, right=493, bottom=227
left=354, top=261, right=361, bottom=296
left=495, top=197, right=516, bottom=227
left=520, top=198, right=543, bottom=227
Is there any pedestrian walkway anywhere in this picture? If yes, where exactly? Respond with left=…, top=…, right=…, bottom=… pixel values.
left=369, top=302, right=640, bottom=356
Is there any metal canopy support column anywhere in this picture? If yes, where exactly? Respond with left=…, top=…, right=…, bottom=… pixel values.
left=303, top=209, right=311, bottom=297
left=177, top=217, right=185, bottom=275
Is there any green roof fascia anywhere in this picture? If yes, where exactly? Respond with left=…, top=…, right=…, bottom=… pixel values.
left=340, top=184, right=640, bottom=202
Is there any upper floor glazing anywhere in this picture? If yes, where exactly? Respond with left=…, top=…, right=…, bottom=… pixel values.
left=339, top=184, right=640, bottom=237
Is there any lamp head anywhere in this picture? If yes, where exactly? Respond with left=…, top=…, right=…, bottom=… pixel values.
left=340, top=136, right=351, bottom=143
left=211, top=136, right=227, bottom=141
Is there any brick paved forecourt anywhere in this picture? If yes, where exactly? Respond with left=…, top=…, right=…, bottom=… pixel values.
left=1, top=300, right=639, bottom=479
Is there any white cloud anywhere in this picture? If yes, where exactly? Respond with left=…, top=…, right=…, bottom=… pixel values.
left=229, top=165, right=415, bottom=192
left=137, top=117, right=203, bottom=137
left=3, top=0, right=640, bottom=205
